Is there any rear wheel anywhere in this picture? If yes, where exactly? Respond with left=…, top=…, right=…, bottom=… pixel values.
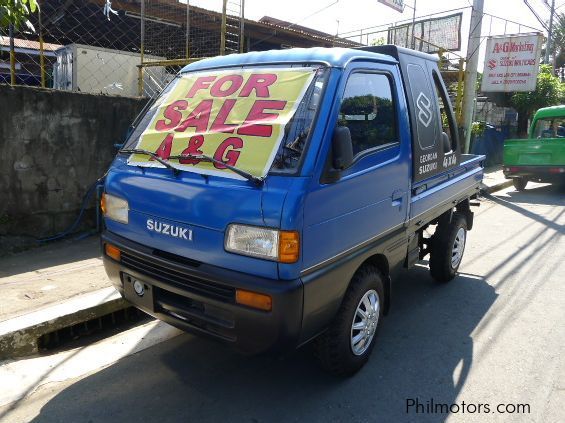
left=314, top=265, right=384, bottom=376
left=429, top=213, right=467, bottom=283
left=513, top=177, right=528, bottom=191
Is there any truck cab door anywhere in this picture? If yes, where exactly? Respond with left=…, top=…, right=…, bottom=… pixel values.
left=302, top=62, right=411, bottom=273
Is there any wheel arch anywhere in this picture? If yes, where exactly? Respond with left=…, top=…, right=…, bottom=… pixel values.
left=299, top=231, right=404, bottom=345
left=358, top=254, right=391, bottom=315
left=456, top=198, right=474, bottom=230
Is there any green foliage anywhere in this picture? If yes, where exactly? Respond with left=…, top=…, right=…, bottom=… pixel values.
left=476, top=72, right=482, bottom=92
left=549, top=13, right=565, bottom=67
left=339, top=95, right=395, bottom=148
left=371, top=37, right=385, bottom=46
left=510, top=65, right=564, bottom=115
left=471, top=121, right=486, bottom=138
left=0, top=0, right=39, bottom=31
left=341, top=95, right=380, bottom=115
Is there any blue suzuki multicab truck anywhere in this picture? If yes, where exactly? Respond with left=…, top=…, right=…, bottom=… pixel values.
left=101, top=46, right=484, bottom=376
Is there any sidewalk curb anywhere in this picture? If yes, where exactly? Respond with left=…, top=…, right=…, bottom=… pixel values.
left=0, top=287, right=128, bottom=360
left=480, top=179, right=514, bottom=195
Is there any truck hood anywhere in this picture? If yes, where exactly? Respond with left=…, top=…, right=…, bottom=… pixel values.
left=103, top=157, right=291, bottom=278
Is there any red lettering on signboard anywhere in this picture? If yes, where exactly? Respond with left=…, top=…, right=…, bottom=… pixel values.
left=175, top=100, right=213, bottom=133
left=151, top=133, right=174, bottom=160
left=186, top=76, right=216, bottom=98
left=237, top=100, right=287, bottom=137
left=210, top=75, right=244, bottom=97
left=155, top=100, right=188, bottom=131
left=213, top=137, right=243, bottom=168
left=179, top=135, right=205, bottom=165
left=209, top=99, right=238, bottom=133
left=239, top=74, right=277, bottom=98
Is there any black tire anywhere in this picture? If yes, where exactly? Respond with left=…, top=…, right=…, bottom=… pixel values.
left=429, top=213, right=467, bottom=283
left=513, top=177, right=528, bottom=191
left=314, top=265, right=385, bottom=376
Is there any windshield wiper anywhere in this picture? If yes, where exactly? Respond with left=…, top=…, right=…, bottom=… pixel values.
left=119, top=148, right=264, bottom=185
left=168, top=153, right=264, bottom=186
left=119, top=149, right=182, bottom=175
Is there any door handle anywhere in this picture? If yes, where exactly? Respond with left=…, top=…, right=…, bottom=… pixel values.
left=392, top=190, right=403, bottom=207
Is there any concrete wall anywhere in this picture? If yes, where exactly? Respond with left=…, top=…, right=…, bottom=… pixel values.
left=0, top=85, right=147, bottom=252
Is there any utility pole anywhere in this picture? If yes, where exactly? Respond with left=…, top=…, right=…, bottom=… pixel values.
left=411, top=0, right=417, bottom=49
left=9, top=24, right=15, bottom=86
left=460, top=0, right=484, bottom=153
left=220, top=0, right=227, bottom=55
left=401, top=1, right=417, bottom=49
left=545, top=0, right=555, bottom=66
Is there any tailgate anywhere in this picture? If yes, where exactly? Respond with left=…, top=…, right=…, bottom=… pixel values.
left=504, top=138, right=565, bottom=166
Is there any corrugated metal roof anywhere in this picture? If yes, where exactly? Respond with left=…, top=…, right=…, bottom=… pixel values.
left=0, top=36, right=61, bottom=52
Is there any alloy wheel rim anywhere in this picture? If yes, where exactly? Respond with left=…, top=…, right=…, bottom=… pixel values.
left=350, top=289, right=380, bottom=356
left=451, top=227, right=466, bottom=268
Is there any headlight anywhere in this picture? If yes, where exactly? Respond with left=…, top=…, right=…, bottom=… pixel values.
left=225, top=224, right=299, bottom=263
left=101, top=193, right=129, bottom=224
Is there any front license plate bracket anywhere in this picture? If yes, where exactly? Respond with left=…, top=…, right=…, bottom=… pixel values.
left=123, top=273, right=155, bottom=312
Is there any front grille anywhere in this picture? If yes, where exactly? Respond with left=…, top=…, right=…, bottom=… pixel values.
left=121, top=252, right=235, bottom=302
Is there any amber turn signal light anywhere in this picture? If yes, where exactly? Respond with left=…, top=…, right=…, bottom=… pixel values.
left=236, top=289, right=272, bottom=311
left=105, top=243, right=121, bottom=262
left=100, top=193, right=106, bottom=215
left=278, top=231, right=299, bottom=263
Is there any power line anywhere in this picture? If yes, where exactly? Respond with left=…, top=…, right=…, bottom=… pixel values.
left=523, top=0, right=550, bottom=31
left=483, top=11, right=544, bottom=33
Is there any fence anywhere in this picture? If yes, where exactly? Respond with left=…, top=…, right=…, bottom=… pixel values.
left=336, top=8, right=543, bottom=129
left=0, top=0, right=244, bottom=98
left=474, top=100, right=518, bottom=129
left=338, top=9, right=467, bottom=124
left=139, top=0, right=244, bottom=97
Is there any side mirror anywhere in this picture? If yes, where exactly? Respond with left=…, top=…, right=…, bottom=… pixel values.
left=332, top=126, right=354, bottom=170
left=321, top=126, right=354, bottom=184
left=441, top=131, right=451, bottom=153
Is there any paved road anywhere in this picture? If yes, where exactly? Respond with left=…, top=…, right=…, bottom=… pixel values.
left=1, top=183, right=564, bottom=423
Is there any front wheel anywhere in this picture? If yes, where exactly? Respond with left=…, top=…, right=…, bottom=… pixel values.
left=513, top=177, right=528, bottom=191
left=429, top=213, right=467, bottom=283
left=314, top=265, right=384, bottom=376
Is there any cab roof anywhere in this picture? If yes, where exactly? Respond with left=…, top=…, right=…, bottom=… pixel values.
left=533, top=105, right=565, bottom=119
left=180, top=47, right=397, bottom=73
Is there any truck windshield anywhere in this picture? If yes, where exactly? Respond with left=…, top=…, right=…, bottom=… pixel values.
left=533, top=117, right=565, bottom=138
left=122, top=64, right=328, bottom=177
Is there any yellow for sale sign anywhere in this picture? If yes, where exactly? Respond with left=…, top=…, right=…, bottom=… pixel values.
left=128, top=68, right=315, bottom=179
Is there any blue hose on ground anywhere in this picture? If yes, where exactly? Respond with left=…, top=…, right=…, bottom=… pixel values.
left=38, top=175, right=106, bottom=243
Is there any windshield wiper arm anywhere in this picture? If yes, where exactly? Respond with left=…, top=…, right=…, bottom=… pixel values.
left=119, top=149, right=181, bottom=175
left=168, top=153, right=264, bottom=186
left=120, top=149, right=264, bottom=185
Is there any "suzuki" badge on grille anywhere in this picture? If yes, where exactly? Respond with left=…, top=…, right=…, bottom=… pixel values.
left=147, top=219, right=193, bottom=241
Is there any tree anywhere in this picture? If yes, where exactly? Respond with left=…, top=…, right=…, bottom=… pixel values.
left=0, top=0, right=39, bottom=85
left=0, top=0, right=39, bottom=31
left=510, top=64, right=565, bottom=136
left=549, top=13, right=565, bottom=68
left=371, top=37, right=385, bottom=46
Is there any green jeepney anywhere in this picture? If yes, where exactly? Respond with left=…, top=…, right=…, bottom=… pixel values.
left=503, top=105, right=565, bottom=190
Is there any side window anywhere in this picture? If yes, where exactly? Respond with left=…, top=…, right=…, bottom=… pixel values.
left=533, top=118, right=565, bottom=138
left=433, top=72, right=457, bottom=152
left=338, top=73, right=398, bottom=157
